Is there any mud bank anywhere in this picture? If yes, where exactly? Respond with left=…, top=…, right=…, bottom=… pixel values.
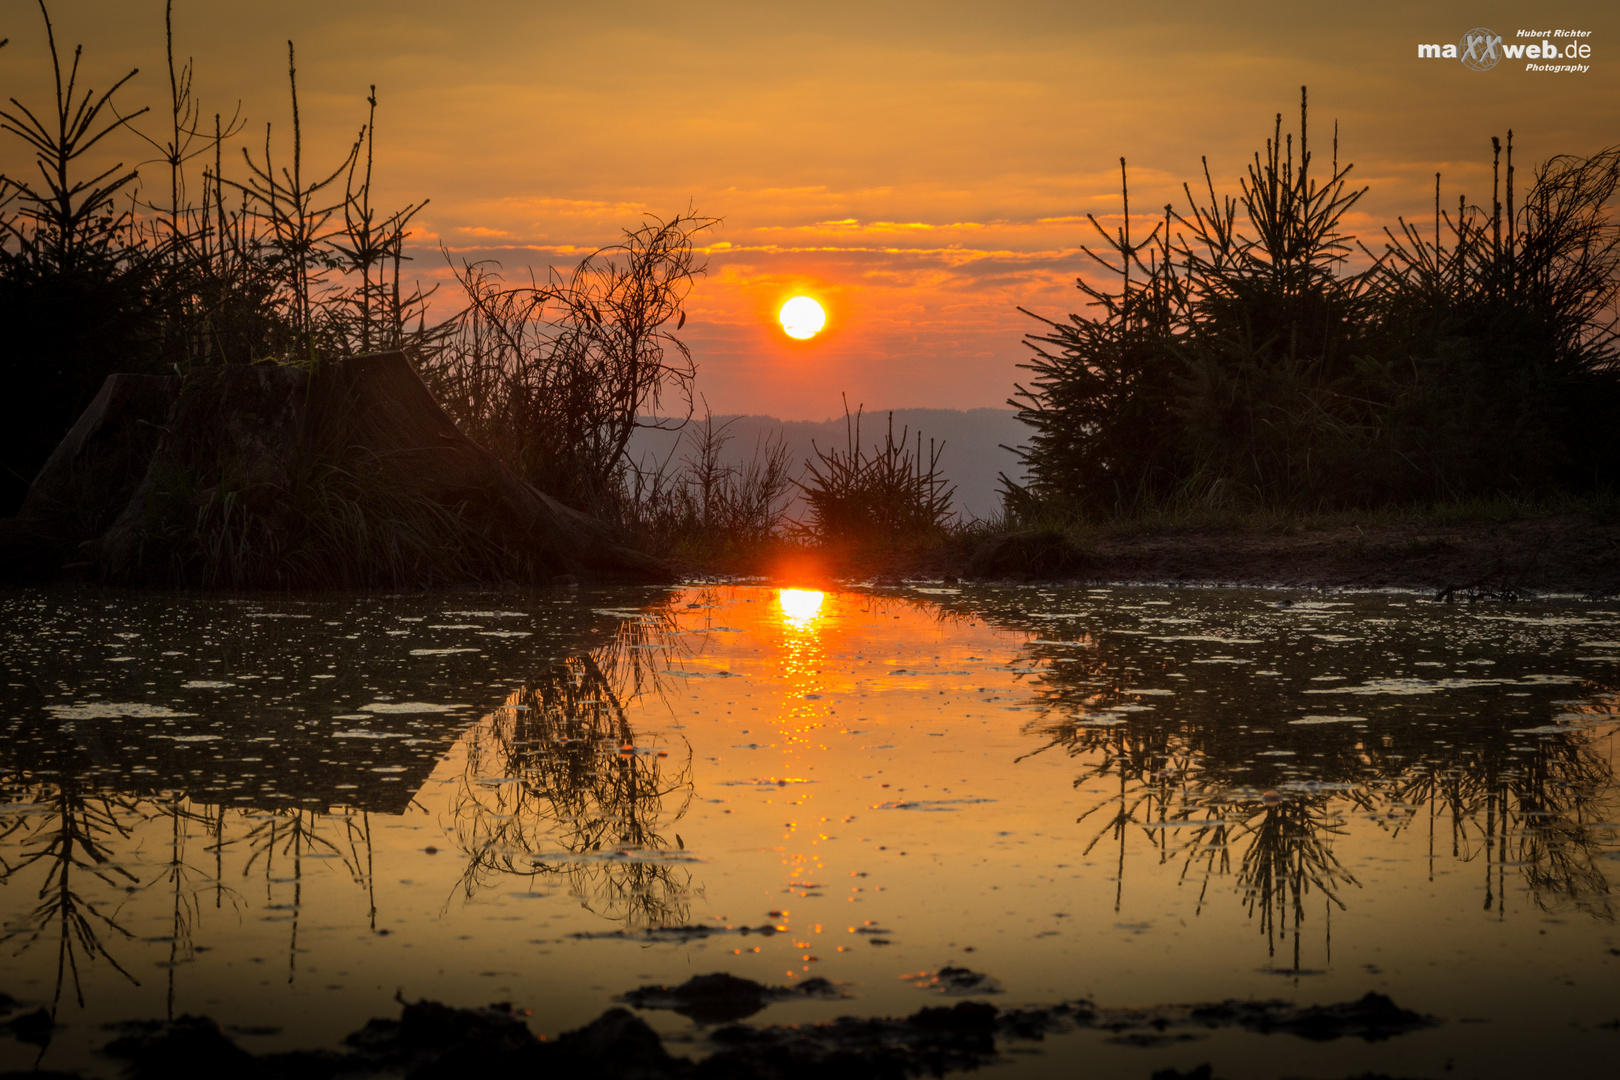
left=821, top=514, right=1620, bottom=596
left=0, top=978, right=1436, bottom=1080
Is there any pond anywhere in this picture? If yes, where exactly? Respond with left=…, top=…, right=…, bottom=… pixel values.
left=1, top=582, right=1617, bottom=1077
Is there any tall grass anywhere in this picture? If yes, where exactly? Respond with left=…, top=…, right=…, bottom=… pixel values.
left=118, top=373, right=538, bottom=589
left=611, top=408, right=796, bottom=560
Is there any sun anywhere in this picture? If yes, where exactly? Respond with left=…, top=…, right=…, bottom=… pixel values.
left=778, top=296, right=826, bottom=340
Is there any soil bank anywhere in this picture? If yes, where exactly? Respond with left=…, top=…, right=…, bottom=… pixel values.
left=699, top=514, right=1620, bottom=596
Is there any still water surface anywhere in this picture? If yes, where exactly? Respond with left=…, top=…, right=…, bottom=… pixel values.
left=2, top=583, right=1618, bottom=1077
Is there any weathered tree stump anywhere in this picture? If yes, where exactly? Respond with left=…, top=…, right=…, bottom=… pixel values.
left=1, top=352, right=670, bottom=588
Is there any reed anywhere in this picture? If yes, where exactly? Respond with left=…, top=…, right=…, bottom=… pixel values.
left=611, top=407, right=797, bottom=559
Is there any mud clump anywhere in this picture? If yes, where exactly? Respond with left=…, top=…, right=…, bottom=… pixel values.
left=522, top=1007, right=684, bottom=1078
left=266, top=1000, right=681, bottom=1080
left=618, top=972, right=846, bottom=1025
left=708, top=999, right=1001, bottom=1079
left=1094, top=991, right=1438, bottom=1045
left=1188, top=991, right=1435, bottom=1042
left=569, top=922, right=785, bottom=943
left=3, top=1005, right=53, bottom=1048
left=101, top=1015, right=274, bottom=1080
left=1152, top=1067, right=1221, bottom=1080
left=330, top=998, right=540, bottom=1078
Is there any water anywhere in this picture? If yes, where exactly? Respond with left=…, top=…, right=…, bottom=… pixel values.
left=2, top=583, right=1617, bottom=1077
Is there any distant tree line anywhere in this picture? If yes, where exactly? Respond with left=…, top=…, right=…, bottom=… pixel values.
left=1008, top=88, right=1620, bottom=515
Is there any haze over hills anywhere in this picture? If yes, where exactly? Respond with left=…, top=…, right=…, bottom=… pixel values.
left=627, top=408, right=1029, bottom=522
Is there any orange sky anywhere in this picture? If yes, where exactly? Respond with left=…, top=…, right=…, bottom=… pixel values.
left=3, top=0, right=1617, bottom=418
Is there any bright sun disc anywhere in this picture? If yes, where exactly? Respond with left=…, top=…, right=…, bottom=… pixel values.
left=779, top=296, right=826, bottom=340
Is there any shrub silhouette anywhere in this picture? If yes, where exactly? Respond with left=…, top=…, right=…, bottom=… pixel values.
left=1009, top=88, right=1620, bottom=515
left=796, top=398, right=956, bottom=547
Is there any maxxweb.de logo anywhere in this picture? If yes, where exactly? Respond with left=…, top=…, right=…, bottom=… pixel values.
left=1417, top=28, right=1504, bottom=68
left=1458, top=27, right=1500, bottom=70
left=1417, top=27, right=1593, bottom=73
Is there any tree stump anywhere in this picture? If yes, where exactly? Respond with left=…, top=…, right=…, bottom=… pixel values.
left=2, top=352, right=670, bottom=588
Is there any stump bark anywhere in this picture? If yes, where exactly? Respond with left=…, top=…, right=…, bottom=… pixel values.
left=1, top=352, right=669, bottom=588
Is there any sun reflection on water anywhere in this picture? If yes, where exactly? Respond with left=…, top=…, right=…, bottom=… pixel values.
left=777, top=589, right=825, bottom=628
left=770, top=588, right=833, bottom=967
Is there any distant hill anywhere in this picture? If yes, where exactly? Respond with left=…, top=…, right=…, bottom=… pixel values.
left=627, top=408, right=1029, bottom=522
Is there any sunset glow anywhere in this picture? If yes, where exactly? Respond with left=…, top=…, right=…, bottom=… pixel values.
left=778, top=296, right=827, bottom=340
left=3, top=4, right=1611, bottom=421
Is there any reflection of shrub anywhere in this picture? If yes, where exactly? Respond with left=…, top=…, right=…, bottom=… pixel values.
left=1010, top=618, right=1620, bottom=933
left=797, top=399, right=956, bottom=547
left=1010, top=89, right=1620, bottom=515
left=0, top=782, right=141, bottom=1005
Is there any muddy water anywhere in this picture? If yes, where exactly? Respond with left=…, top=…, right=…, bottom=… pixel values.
left=1, top=583, right=1617, bottom=1077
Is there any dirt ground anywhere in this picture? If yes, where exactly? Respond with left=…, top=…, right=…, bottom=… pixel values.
left=1069, top=514, right=1620, bottom=595
left=730, top=514, right=1620, bottom=597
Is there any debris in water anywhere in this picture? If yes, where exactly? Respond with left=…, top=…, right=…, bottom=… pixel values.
left=903, top=966, right=1005, bottom=995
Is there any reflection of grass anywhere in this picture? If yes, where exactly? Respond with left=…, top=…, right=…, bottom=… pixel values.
left=1234, top=799, right=1356, bottom=966
left=451, top=616, right=695, bottom=929
left=1058, top=723, right=1359, bottom=965
left=0, top=783, right=384, bottom=1010
left=238, top=806, right=375, bottom=983
left=144, top=797, right=223, bottom=1017
left=0, top=781, right=141, bottom=1010
left=1386, top=714, right=1619, bottom=921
